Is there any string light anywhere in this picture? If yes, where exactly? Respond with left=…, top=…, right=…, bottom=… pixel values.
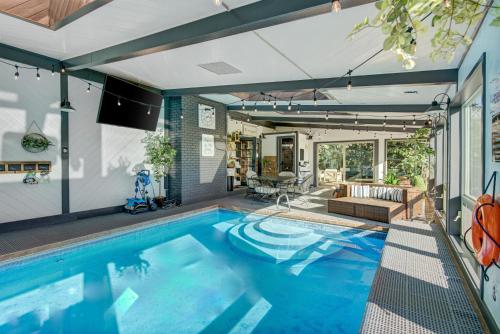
left=273, top=97, right=277, bottom=109
left=60, top=65, right=66, bottom=73
left=180, top=113, right=184, bottom=120
left=288, top=98, right=293, bottom=111
left=403, top=121, right=406, bottom=131
left=117, top=97, right=121, bottom=106
left=297, top=104, right=301, bottom=114
left=313, top=89, right=318, bottom=106
left=147, top=105, right=151, bottom=115
left=347, top=70, right=353, bottom=91
left=242, top=100, right=246, bottom=110
left=254, top=102, right=258, bottom=112
left=14, top=65, right=19, bottom=80
left=86, top=83, right=91, bottom=93
left=383, top=116, right=387, bottom=127
left=410, top=39, right=417, bottom=54
left=36, top=68, right=40, bottom=80
left=354, top=114, right=358, bottom=125
left=51, top=65, right=55, bottom=76
left=331, top=0, right=341, bottom=13
left=325, top=112, right=329, bottom=120
left=412, top=115, right=416, bottom=125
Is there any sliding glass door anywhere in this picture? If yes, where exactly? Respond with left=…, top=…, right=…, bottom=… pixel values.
left=317, top=141, right=375, bottom=185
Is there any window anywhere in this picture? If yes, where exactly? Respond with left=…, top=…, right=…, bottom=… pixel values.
left=317, top=141, right=374, bottom=185
left=463, top=89, right=483, bottom=199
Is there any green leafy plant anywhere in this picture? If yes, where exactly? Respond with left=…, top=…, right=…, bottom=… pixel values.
left=388, top=128, right=434, bottom=190
left=142, top=131, right=176, bottom=198
left=384, top=171, right=400, bottom=185
left=21, top=133, right=53, bottom=153
left=350, top=0, right=499, bottom=69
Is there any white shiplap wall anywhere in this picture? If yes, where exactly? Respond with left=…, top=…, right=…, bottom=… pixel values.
left=0, top=61, right=62, bottom=223
left=68, top=77, right=164, bottom=213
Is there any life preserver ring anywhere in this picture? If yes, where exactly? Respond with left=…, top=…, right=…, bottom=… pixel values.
left=471, top=194, right=500, bottom=266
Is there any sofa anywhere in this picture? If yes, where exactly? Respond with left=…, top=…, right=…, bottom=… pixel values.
left=328, top=183, right=422, bottom=223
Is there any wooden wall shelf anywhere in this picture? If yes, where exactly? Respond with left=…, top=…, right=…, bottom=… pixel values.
left=0, top=161, right=52, bottom=174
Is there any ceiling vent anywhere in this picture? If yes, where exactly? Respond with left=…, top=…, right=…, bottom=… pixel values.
left=198, top=62, right=242, bottom=75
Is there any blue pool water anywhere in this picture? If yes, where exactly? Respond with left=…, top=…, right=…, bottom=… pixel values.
left=0, top=209, right=385, bottom=334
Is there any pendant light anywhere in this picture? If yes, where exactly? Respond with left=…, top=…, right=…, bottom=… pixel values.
left=60, top=98, right=76, bottom=112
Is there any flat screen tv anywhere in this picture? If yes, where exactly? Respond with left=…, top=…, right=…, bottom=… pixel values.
left=97, top=76, right=162, bottom=131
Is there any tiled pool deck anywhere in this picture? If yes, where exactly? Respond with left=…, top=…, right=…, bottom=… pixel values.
left=361, top=220, right=487, bottom=334
left=0, top=192, right=489, bottom=333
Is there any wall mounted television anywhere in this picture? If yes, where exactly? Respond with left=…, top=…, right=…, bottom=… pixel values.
left=97, top=76, right=162, bottom=131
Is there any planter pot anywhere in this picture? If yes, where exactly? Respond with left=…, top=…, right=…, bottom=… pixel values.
left=154, top=196, right=167, bottom=208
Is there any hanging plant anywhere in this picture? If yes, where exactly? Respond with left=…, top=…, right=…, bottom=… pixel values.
left=349, top=0, right=500, bottom=69
left=21, top=121, right=53, bottom=153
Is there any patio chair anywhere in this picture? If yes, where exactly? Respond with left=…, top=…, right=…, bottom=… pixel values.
left=276, top=178, right=294, bottom=211
left=254, top=178, right=279, bottom=201
left=292, top=174, right=313, bottom=207
left=245, top=170, right=257, bottom=198
left=278, top=171, right=296, bottom=194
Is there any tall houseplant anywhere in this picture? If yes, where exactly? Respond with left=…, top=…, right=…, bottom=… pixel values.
left=142, top=131, right=176, bottom=206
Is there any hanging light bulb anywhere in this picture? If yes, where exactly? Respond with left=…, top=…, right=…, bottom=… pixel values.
left=117, top=97, right=121, bottom=106
left=147, top=105, right=151, bottom=115
left=331, top=0, right=341, bottom=13
left=36, top=68, right=40, bottom=80
left=412, top=115, right=416, bottom=125
left=354, top=114, right=358, bottom=125
left=325, top=112, right=329, bottom=120
left=254, top=102, right=258, bottom=112
left=273, top=98, right=277, bottom=110
left=383, top=116, right=387, bottom=127
left=86, top=83, right=91, bottom=93
left=297, top=104, right=301, bottom=114
left=51, top=65, right=55, bottom=76
left=403, top=121, right=406, bottom=131
left=242, top=100, right=246, bottom=110
left=14, top=65, right=19, bottom=80
left=313, top=89, right=318, bottom=106
left=214, top=0, right=222, bottom=6
left=410, top=39, right=417, bottom=54
left=60, top=65, right=66, bottom=73
left=288, top=98, right=293, bottom=111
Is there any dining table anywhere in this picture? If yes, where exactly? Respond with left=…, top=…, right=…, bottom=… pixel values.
left=254, top=175, right=297, bottom=210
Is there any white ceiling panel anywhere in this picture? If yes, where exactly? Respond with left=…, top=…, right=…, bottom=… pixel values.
left=0, top=0, right=259, bottom=60
left=94, top=31, right=311, bottom=89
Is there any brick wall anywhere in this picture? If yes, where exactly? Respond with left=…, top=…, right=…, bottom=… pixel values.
left=165, top=95, right=227, bottom=204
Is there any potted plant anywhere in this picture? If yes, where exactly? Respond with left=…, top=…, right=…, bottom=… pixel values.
left=142, top=131, right=176, bottom=208
left=22, top=133, right=53, bottom=153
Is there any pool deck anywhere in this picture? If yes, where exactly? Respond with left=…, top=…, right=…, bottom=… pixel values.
left=0, top=192, right=489, bottom=333
left=360, top=219, right=487, bottom=334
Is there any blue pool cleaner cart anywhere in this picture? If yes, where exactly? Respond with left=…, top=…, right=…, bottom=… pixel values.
left=125, top=170, right=158, bottom=214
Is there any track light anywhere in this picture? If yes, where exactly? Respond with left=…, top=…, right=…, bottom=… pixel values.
left=36, top=68, right=40, bottom=80
left=242, top=100, right=245, bottom=110
left=354, top=114, right=358, bottom=125
left=331, top=0, right=341, bottom=13
left=313, top=89, right=318, bottom=106
left=14, top=65, right=19, bottom=80
left=86, top=83, right=91, bottom=93
left=412, top=115, right=416, bottom=125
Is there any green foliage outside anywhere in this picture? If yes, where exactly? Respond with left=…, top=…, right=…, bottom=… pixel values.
left=143, top=131, right=176, bottom=197
left=318, top=144, right=343, bottom=171
left=345, top=143, right=374, bottom=181
left=386, top=128, right=434, bottom=190
left=350, top=0, right=499, bottom=69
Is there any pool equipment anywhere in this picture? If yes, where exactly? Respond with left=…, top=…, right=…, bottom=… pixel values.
left=125, top=170, right=157, bottom=214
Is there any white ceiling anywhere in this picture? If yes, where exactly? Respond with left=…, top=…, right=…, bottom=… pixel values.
left=0, top=0, right=258, bottom=59
left=95, top=3, right=468, bottom=90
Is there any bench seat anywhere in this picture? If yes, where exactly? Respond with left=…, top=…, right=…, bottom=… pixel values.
left=328, top=196, right=407, bottom=223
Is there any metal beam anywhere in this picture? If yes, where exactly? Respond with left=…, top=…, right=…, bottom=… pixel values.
left=228, top=104, right=431, bottom=113
left=163, top=69, right=458, bottom=96
left=243, top=116, right=426, bottom=126
left=64, top=0, right=375, bottom=70
left=274, top=122, right=419, bottom=133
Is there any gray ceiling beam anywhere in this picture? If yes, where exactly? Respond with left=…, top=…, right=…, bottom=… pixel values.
left=274, top=122, right=419, bottom=133
left=163, top=69, right=458, bottom=95
left=243, top=116, right=426, bottom=126
left=227, top=104, right=431, bottom=113
left=64, top=0, right=375, bottom=71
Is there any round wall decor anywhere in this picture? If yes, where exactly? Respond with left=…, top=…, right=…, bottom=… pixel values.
left=21, top=121, right=53, bottom=153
